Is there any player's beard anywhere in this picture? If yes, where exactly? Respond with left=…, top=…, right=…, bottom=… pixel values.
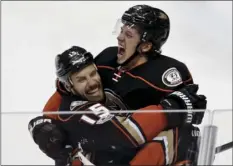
left=85, top=81, right=104, bottom=102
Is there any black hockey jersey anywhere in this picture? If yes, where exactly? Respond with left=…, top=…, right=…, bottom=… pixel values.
left=95, top=46, right=193, bottom=110
left=57, top=90, right=169, bottom=165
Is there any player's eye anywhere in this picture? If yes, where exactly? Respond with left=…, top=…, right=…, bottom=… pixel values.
left=124, top=30, right=133, bottom=38
left=126, top=33, right=133, bottom=38
left=90, top=70, right=97, bottom=77
left=76, top=77, right=86, bottom=83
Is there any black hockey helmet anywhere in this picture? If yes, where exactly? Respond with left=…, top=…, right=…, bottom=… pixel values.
left=55, top=46, right=94, bottom=87
left=121, top=4, right=170, bottom=52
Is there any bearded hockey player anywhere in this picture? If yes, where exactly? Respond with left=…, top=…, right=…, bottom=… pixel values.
left=43, top=5, right=202, bottom=128
left=29, top=46, right=207, bottom=165
left=42, top=5, right=207, bottom=165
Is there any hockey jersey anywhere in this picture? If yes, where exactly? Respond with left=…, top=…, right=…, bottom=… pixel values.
left=57, top=91, right=168, bottom=165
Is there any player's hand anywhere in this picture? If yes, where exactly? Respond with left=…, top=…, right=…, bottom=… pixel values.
left=54, top=145, right=74, bottom=166
left=28, top=116, right=66, bottom=159
left=160, top=84, right=207, bottom=124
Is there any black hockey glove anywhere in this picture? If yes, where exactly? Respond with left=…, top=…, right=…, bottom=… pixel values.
left=54, top=145, right=74, bottom=166
left=160, top=84, right=207, bottom=125
left=28, top=116, right=67, bottom=160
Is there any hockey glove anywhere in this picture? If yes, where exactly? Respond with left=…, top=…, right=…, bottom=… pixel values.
left=160, top=84, right=207, bottom=125
left=28, top=116, right=67, bottom=160
left=54, top=145, right=74, bottom=166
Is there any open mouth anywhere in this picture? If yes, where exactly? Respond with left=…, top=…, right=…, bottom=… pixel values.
left=118, top=46, right=125, bottom=57
left=87, top=88, right=99, bottom=95
left=87, top=85, right=100, bottom=95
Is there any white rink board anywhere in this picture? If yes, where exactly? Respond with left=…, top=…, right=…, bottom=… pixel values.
left=211, top=110, right=232, bottom=165
left=1, top=110, right=232, bottom=165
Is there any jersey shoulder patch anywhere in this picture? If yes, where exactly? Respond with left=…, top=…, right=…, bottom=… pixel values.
left=161, top=67, right=183, bottom=87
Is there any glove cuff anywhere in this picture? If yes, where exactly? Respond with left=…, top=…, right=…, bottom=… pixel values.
left=167, top=91, right=194, bottom=110
left=160, top=98, right=181, bottom=110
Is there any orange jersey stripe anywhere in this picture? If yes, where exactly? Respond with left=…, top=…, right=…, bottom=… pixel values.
left=130, top=141, right=165, bottom=165
left=131, top=105, right=168, bottom=141
left=43, top=91, right=62, bottom=120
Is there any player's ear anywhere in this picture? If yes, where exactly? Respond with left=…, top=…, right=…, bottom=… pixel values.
left=64, top=83, right=72, bottom=92
left=138, top=42, right=153, bottom=53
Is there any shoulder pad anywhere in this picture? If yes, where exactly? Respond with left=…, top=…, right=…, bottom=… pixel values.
left=94, top=46, right=118, bottom=67
left=134, top=55, right=193, bottom=91
left=158, top=55, right=193, bottom=89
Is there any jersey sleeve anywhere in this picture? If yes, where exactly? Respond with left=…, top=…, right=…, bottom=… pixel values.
left=71, top=159, right=82, bottom=166
left=43, top=79, right=69, bottom=119
left=112, top=105, right=167, bottom=146
left=159, top=60, right=194, bottom=92
left=43, top=91, right=62, bottom=120
left=130, top=128, right=177, bottom=166
left=178, top=62, right=194, bottom=85
left=130, top=105, right=167, bottom=141
left=130, top=141, right=166, bottom=165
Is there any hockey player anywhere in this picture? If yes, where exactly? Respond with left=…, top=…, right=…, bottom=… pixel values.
left=29, top=46, right=206, bottom=165
left=44, top=5, right=199, bottom=121
left=42, top=5, right=206, bottom=165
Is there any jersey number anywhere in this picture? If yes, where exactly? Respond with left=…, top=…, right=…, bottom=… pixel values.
left=80, top=103, right=114, bottom=125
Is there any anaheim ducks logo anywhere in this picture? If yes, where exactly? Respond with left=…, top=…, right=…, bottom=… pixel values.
left=162, top=67, right=183, bottom=87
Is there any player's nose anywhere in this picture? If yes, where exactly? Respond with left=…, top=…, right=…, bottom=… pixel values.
left=88, top=78, right=98, bottom=87
left=117, top=33, right=124, bottom=42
